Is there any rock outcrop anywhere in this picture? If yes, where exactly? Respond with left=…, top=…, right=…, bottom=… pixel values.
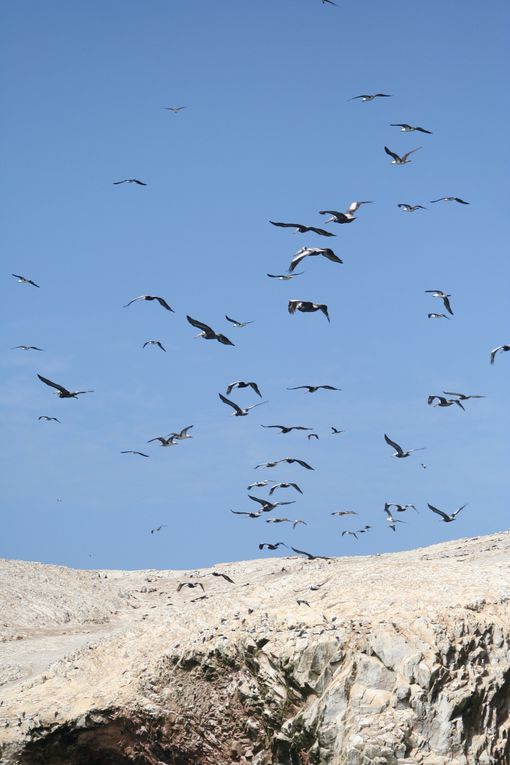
left=1, top=532, right=510, bottom=764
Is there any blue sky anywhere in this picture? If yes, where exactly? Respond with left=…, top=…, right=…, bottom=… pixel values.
left=2, top=0, right=509, bottom=570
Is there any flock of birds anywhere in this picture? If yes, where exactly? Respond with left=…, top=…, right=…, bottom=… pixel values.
left=8, top=4, right=508, bottom=564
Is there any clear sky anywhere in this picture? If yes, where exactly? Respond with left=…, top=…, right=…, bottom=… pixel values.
left=2, top=0, right=509, bottom=570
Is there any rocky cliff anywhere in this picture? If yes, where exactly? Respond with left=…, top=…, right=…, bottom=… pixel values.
left=1, top=533, right=510, bottom=765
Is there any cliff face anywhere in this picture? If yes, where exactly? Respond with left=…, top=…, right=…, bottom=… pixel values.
left=1, top=533, right=510, bottom=765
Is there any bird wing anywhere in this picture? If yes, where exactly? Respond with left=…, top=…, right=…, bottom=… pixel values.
left=318, top=304, right=330, bottom=322
left=213, top=572, right=234, bottom=583
left=384, top=146, right=399, bottom=161
left=179, top=425, right=193, bottom=437
left=123, top=296, right=145, bottom=307
left=416, top=127, right=432, bottom=134
left=288, top=300, right=300, bottom=314
left=427, top=503, right=451, bottom=521
left=452, top=503, right=468, bottom=518
left=290, top=546, right=314, bottom=559
left=321, top=249, right=343, bottom=264
left=289, top=483, right=303, bottom=493
left=225, top=315, right=239, bottom=325
left=402, top=147, right=422, bottom=161
left=261, top=425, right=283, bottom=430
left=384, top=434, right=403, bottom=454
left=113, top=180, right=128, bottom=184
left=147, top=437, right=165, bottom=444
left=218, top=393, right=243, bottom=414
left=248, top=495, right=267, bottom=506
left=320, top=385, right=339, bottom=390
left=230, top=510, right=252, bottom=516
left=270, top=221, right=301, bottom=228
left=319, top=210, right=342, bottom=216
left=186, top=315, right=213, bottom=333
left=289, top=250, right=309, bottom=272
left=155, top=297, right=174, bottom=311
left=36, top=374, right=70, bottom=395
left=490, top=347, right=503, bottom=364
left=291, top=459, right=314, bottom=470
left=307, top=226, right=336, bottom=237
left=390, top=124, right=407, bottom=128
left=217, top=334, right=235, bottom=346
left=247, top=401, right=268, bottom=411
left=442, top=296, right=454, bottom=315
left=249, top=382, right=262, bottom=397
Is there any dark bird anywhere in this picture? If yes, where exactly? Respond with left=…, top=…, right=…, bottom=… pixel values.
left=296, top=599, right=311, bottom=607
left=289, top=247, right=343, bottom=272
left=427, top=395, right=465, bottom=411
left=143, top=340, right=166, bottom=351
left=12, top=273, right=39, bottom=288
left=266, top=518, right=307, bottom=528
left=321, top=0, right=337, bottom=5
left=287, top=385, right=340, bottom=393
left=384, top=434, right=425, bottom=458
left=147, top=435, right=178, bottom=447
left=331, top=427, right=345, bottom=434
left=350, top=94, right=392, bottom=102
left=288, top=300, right=330, bottom=322
left=230, top=509, right=263, bottom=518
left=430, top=197, right=469, bottom=205
left=37, top=374, right=93, bottom=399
left=164, top=105, right=187, bottom=113
left=12, top=345, right=43, bottom=351
left=331, top=510, right=358, bottom=516
left=386, top=503, right=418, bottom=514
left=259, top=542, right=287, bottom=550
left=428, top=313, right=451, bottom=320
left=113, top=178, right=147, bottom=185
left=248, top=495, right=296, bottom=512
left=307, top=433, right=319, bottom=440
left=290, top=546, right=329, bottom=560
left=427, top=503, right=467, bottom=522
left=168, top=425, right=194, bottom=440
left=267, top=272, right=304, bottom=280
left=151, top=524, right=167, bottom=534
left=186, top=316, right=234, bottom=345
left=443, top=391, right=485, bottom=401
left=124, top=295, right=174, bottom=311
left=342, top=530, right=359, bottom=539
left=261, top=424, right=313, bottom=434
left=226, top=381, right=262, bottom=397
left=121, top=450, right=150, bottom=457
left=225, top=315, right=254, bottom=328
left=384, top=146, right=421, bottom=165
left=425, top=290, right=453, bottom=315
left=254, top=457, right=314, bottom=470
left=318, top=210, right=356, bottom=224
left=398, top=204, right=427, bottom=212
left=390, top=123, right=432, bottom=134
left=38, top=415, right=60, bottom=423
left=270, top=221, right=335, bottom=237
left=490, top=345, right=510, bottom=364
left=211, top=572, right=235, bottom=583
left=177, top=582, right=205, bottom=592
left=383, top=504, right=408, bottom=532
left=268, top=482, right=303, bottom=495
left=219, top=393, right=268, bottom=416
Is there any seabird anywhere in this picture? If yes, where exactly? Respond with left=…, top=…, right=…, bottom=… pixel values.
left=341, top=530, right=359, bottom=539
left=350, top=94, right=392, bottom=102
left=427, top=503, right=467, bottom=522
left=187, top=316, right=234, bottom=345
left=177, top=582, right=205, bottom=592
left=443, top=391, right=485, bottom=401
left=143, top=340, right=166, bottom=351
left=211, top=572, right=235, bottom=583
left=268, top=482, right=303, bottom=495
left=247, top=480, right=269, bottom=490
left=386, top=503, right=418, bottom=514
left=121, top=450, right=150, bottom=457
left=490, top=345, right=510, bottom=364
left=384, top=433, right=425, bottom=458
left=270, top=221, right=335, bottom=237
left=12, top=345, right=43, bottom=351
left=288, top=300, right=330, bottom=322
left=267, top=272, right=304, bottom=280
left=37, top=374, right=94, bottom=399
left=287, top=385, right=340, bottom=393
left=226, top=381, right=262, bottom=397
left=113, top=178, right=147, bottom=185
left=151, top=524, right=167, bottom=534
left=430, top=197, right=469, bottom=205
left=307, top=433, right=319, bottom=440
left=254, top=457, right=314, bottom=470
left=219, top=393, right=268, bottom=416
left=290, top=546, right=329, bottom=560
left=225, top=315, right=254, bottom=328
left=289, top=247, right=343, bottom=272
left=248, top=495, right=296, bottom=512
left=12, top=274, right=40, bottom=288
left=168, top=425, right=194, bottom=440
left=383, top=504, right=407, bottom=532
left=261, top=425, right=313, bottom=434
left=230, top=509, right=263, bottom=518
left=425, top=290, right=453, bottom=315
left=164, top=106, right=187, bottom=113
left=38, top=416, right=60, bottom=423
left=331, top=427, right=344, bottom=434
left=124, top=295, right=174, bottom=311
left=331, top=510, right=358, bottom=516
left=266, top=518, right=307, bottom=528
left=427, top=395, right=464, bottom=411
left=318, top=210, right=356, bottom=224
left=147, top=435, right=179, bottom=447
left=428, top=313, right=451, bottom=320
left=390, top=123, right=432, bottom=134
left=259, top=542, right=287, bottom=550
left=398, top=204, right=427, bottom=212
left=384, top=146, right=421, bottom=165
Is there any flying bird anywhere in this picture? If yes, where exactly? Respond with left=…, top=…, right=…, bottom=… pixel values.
left=147, top=435, right=178, bottom=447
left=341, top=530, right=359, bottom=539
left=177, top=582, right=205, bottom=592
left=267, top=272, right=304, bottom=280
left=254, top=457, right=314, bottom=470
left=270, top=221, right=335, bottom=237
left=211, top=572, right=235, bottom=583
left=307, top=433, right=319, bottom=440
left=164, top=106, right=187, bottom=113
left=398, top=204, right=427, bottom=212
left=427, top=503, right=467, bottom=522
left=386, top=503, right=418, bottom=514
left=331, top=427, right=344, bottom=434
left=38, top=415, right=60, bottom=423
left=384, top=146, right=421, bottom=165
left=290, top=546, right=329, bottom=560
left=428, top=313, right=451, bottom=320
left=390, top=123, right=432, bottom=134
left=490, top=345, right=510, bottom=364
left=12, top=345, right=43, bottom=351
left=289, top=247, right=343, bottom=272
left=12, top=273, right=40, bottom=288
left=384, top=434, right=425, bottom=458
left=261, top=424, right=313, bottom=434
left=226, top=381, right=262, bottom=397
left=268, top=482, right=303, bottom=495
left=383, top=504, right=408, bottom=532
left=143, top=340, right=166, bottom=351
left=350, top=94, right=392, bottom=102
left=121, top=450, right=150, bottom=457
left=186, top=316, right=234, bottom=345
left=37, top=374, right=93, bottom=399
left=248, top=495, right=296, bottom=510
left=443, top=391, right=485, bottom=401
left=430, top=197, right=469, bottom=205
left=259, top=542, right=287, bottom=550
left=425, top=290, right=453, bottom=316
left=331, top=510, right=358, bottom=516
left=113, top=178, right=147, bottom=185
left=151, top=524, right=167, bottom=534
left=288, top=300, right=330, bottom=322
left=247, top=480, right=270, bottom=490
left=230, top=509, right=263, bottom=519
left=225, top=315, right=254, bottom=328
left=321, top=0, right=337, bottom=5
left=218, top=393, right=268, bottom=416
left=124, top=295, right=174, bottom=311
left=168, top=425, right=194, bottom=440
left=318, top=210, right=356, bottom=224
left=266, top=518, right=307, bottom=528
left=287, top=385, right=340, bottom=393
left=427, top=395, right=464, bottom=411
